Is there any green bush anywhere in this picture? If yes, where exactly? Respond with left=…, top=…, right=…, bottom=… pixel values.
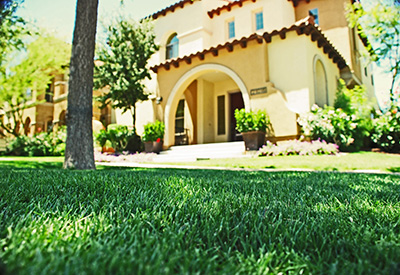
left=298, top=106, right=370, bottom=152
left=142, top=120, right=165, bottom=142
left=95, top=124, right=142, bottom=153
left=298, top=82, right=373, bottom=152
left=6, top=126, right=66, bottom=156
left=234, top=108, right=270, bottom=133
left=372, top=104, right=400, bottom=152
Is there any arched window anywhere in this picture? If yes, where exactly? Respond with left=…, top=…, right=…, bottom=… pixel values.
left=166, top=33, right=179, bottom=59
left=314, top=58, right=328, bottom=107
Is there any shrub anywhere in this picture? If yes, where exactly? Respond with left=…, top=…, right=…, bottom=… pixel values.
left=298, top=105, right=370, bottom=152
left=298, top=82, right=373, bottom=152
left=6, top=126, right=67, bottom=156
left=142, top=120, right=165, bottom=142
left=95, top=124, right=142, bottom=153
left=258, top=139, right=339, bottom=156
left=371, top=104, right=400, bottom=152
left=234, top=109, right=270, bottom=133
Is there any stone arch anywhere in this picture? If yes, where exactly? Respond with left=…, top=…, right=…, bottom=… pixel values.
left=164, top=63, right=250, bottom=146
left=313, top=55, right=328, bottom=107
left=59, top=110, right=66, bottom=126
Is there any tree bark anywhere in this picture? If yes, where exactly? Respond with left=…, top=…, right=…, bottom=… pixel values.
left=64, top=0, right=98, bottom=170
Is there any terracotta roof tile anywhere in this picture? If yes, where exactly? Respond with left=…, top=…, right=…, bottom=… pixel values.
left=151, top=18, right=349, bottom=73
left=208, top=0, right=256, bottom=18
left=148, top=0, right=196, bottom=20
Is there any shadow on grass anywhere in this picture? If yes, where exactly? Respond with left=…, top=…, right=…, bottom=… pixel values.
left=0, top=160, right=139, bottom=171
left=0, top=161, right=63, bottom=169
left=388, top=167, right=400, bottom=173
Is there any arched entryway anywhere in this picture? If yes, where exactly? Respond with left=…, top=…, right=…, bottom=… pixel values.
left=164, top=64, right=250, bottom=147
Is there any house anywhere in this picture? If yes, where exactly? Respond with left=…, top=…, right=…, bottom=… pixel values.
left=9, top=70, right=110, bottom=137
left=115, top=0, right=374, bottom=148
left=3, top=0, right=374, bottom=148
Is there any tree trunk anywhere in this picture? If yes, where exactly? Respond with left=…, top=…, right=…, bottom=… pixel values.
left=64, top=0, right=98, bottom=170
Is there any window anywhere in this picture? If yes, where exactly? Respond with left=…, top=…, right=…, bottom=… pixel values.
left=228, top=20, right=235, bottom=39
left=45, top=79, right=54, bottom=103
left=166, top=33, right=179, bottom=59
left=217, top=95, right=226, bottom=135
left=309, top=8, right=319, bottom=25
left=255, top=11, right=264, bottom=31
left=175, top=99, right=185, bottom=133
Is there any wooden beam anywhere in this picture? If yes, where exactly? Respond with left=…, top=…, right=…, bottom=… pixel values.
left=263, top=34, right=271, bottom=43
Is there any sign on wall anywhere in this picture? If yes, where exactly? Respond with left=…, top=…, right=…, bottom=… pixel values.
left=250, top=86, right=268, bottom=96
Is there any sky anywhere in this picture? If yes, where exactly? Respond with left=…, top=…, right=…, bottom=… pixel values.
left=15, top=0, right=394, bottom=101
left=16, top=0, right=178, bottom=43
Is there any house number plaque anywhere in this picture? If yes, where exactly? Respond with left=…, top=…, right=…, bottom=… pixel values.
left=250, top=87, right=267, bottom=96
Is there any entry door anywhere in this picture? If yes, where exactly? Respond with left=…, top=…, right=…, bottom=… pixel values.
left=229, top=92, right=244, bottom=141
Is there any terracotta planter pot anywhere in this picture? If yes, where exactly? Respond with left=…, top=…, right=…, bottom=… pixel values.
left=102, top=146, right=115, bottom=153
left=241, top=131, right=266, bottom=151
left=144, top=141, right=153, bottom=153
left=152, top=141, right=163, bottom=154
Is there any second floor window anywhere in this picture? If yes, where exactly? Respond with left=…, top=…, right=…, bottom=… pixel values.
left=309, top=8, right=319, bottom=25
left=166, top=33, right=179, bottom=59
left=228, top=20, right=235, bottom=39
left=255, top=11, right=264, bottom=31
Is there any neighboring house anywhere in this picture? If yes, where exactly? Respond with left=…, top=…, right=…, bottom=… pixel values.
left=16, top=70, right=110, bottom=136
left=118, top=0, right=374, bottom=148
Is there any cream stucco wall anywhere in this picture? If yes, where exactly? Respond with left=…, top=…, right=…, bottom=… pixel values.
left=209, top=0, right=295, bottom=47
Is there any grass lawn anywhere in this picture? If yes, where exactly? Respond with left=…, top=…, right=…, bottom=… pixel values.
left=168, top=152, right=400, bottom=173
left=0, top=164, right=399, bottom=274
left=1, top=151, right=399, bottom=173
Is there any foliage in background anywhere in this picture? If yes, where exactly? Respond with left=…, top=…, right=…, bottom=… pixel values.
left=95, top=124, right=142, bottom=153
left=298, top=82, right=372, bottom=152
left=1, top=168, right=399, bottom=274
left=347, top=0, right=400, bottom=101
left=0, top=0, right=27, bottom=73
left=371, top=102, right=400, bottom=152
left=6, top=126, right=66, bottom=156
left=94, top=18, right=158, bottom=130
left=0, top=35, right=70, bottom=137
left=142, top=120, right=165, bottom=142
left=258, top=139, right=338, bottom=157
left=234, top=108, right=270, bottom=133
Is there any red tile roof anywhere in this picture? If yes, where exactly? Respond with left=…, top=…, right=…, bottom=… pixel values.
left=151, top=17, right=348, bottom=73
left=207, top=0, right=256, bottom=19
left=149, top=0, right=196, bottom=20
left=288, top=0, right=311, bottom=7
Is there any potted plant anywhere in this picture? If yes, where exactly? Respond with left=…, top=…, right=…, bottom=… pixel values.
left=142, top=120, right=165, bottom=153
left=234, top=108, right=271, bottom=150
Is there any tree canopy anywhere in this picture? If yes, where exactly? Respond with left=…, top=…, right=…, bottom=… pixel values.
left=0, top=35, right=70, bottom=136
left=0, top=0, right=27, bottom=73
left=94, top=18, right=158, bottom=129
left=347, top=0, right=400, bottom=103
